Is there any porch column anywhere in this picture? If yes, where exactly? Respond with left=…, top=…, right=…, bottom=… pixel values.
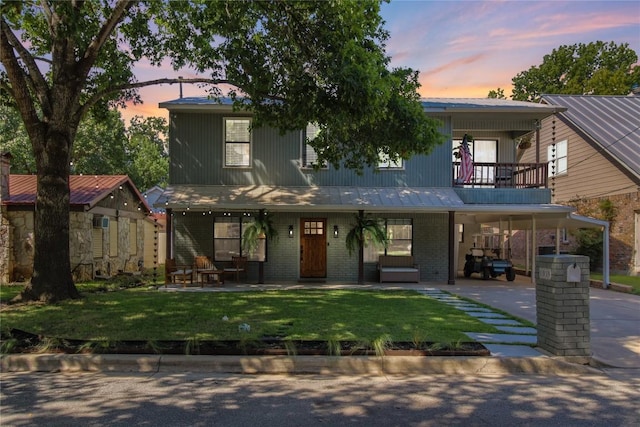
left=166, top=208, right=173, bottom=261
left=448, top=211, right=455, bottom=285
left=531, top=216, right=536, bottom=283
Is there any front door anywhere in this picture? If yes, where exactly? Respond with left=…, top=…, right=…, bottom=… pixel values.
left=300, top=218, right=327, bottom=278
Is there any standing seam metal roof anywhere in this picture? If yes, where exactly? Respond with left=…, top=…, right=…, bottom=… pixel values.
left=541, top=95, right=640, bottom=179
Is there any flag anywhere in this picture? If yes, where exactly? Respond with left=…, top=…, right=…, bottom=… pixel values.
left=458, top=134, right=474, bottom=184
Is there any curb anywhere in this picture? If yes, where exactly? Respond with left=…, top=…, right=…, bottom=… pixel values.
left=1, top=353, right=601, bottom=376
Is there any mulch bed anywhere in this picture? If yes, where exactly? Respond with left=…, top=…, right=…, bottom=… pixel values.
left=3, top=329, right=490, bottom=357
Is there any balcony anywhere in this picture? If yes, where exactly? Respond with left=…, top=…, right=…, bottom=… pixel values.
left=452, top=162, right=548, bottom=189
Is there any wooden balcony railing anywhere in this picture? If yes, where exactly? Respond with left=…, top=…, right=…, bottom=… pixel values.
left=452, top=162, right=548, bottom=189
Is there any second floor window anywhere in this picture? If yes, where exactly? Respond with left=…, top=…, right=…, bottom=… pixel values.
left=302, top=123, right=326, bottom=168
left=548, top=139, right=567, bottom=177
left=224, top=118, right=251, bottom=167
left=378, top=153, right=403, bottom=169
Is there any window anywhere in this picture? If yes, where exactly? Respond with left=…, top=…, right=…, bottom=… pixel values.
left=224, top=118, right=251, bottom=167
left=301, top=123, right=326, bottom=168
left=378, top=153, right=403, bottom=169
left=93, top=228, right=103, bottom=258
left=214, top=217, right=240, bottom=261
left=129, top=220, right=137, bottom=256
left=452, top=139, right=497, bottom=183
left=548, top=139, right=567, bottom=177
left=213, top=216, right=266, bottom=262
left=363, top=219, right=413, bottom=262
left=109, top=218, right=118, bottom=257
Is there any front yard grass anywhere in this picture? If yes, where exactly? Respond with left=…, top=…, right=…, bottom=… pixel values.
left=590, top=273, right=640, bottom=295
left=1, top=288, right=502, bottom=344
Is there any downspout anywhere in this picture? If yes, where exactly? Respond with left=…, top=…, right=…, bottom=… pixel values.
left=531, top=215, right=536, bottom=283
left=166, top=208, right=173, bottom=261
left=448, top=211, right=455, bottom=285
left=603, top=223, right=610, bottom=289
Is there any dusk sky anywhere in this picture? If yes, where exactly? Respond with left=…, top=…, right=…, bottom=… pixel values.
left=121, top=0, right=640, bottom=123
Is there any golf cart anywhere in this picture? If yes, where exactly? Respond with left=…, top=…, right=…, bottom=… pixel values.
left=463, top=247, right=516, bottom=281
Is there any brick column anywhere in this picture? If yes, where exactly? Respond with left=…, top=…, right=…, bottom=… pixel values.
left=536, top=255, right=590, bottom=358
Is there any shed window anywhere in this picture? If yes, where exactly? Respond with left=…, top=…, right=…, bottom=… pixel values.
left=109, top=218, right=118, bottom=257
left=224, top=118, right=252, bottom=167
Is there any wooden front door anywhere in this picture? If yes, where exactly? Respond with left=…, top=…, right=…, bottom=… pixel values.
left=300, top=218, right=327, bottom=278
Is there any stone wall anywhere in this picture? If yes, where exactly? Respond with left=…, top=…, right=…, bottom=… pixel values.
left=1, top=209, right=146, bottom=283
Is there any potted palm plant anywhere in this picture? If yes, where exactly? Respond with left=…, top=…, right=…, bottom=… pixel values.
left=345, top=210, right=388, bottom=284
left=242, top=209, right=278, bottom=284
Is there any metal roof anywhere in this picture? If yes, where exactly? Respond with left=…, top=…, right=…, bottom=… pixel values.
left=4, top=175, right=150, bottom=211
left=420, top=98, right=565, bottom=115
left=159, top=97, right=565, bottom=119
left=158, top=185, right=465, bottom=212
left=542, top=95, right=640, bottom=179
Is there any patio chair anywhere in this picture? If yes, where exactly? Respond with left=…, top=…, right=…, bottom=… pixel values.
left=195, top=255, right=224, bottom=287
left=165, top=258, right=194, bottom=287
left=224, top=256, right=247, bottom=283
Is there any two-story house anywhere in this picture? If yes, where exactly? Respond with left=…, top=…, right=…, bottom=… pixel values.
left=515, top=95, right=640, bottom=276
left=157, top=97, right=609, bottom=285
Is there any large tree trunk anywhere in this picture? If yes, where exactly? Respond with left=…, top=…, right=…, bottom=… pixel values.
left=16, top=125, right=80, bottom=303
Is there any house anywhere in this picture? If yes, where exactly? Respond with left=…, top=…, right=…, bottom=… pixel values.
left=157, top=97, right=608, bottom=284
left=513, top=95, right=640, bottom=275
left=0, top=154, right=155, bottom=283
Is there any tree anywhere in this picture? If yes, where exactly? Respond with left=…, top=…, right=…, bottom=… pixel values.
left=1, top=105, right=167, bottom=191
left=487, top=88, right=506, bottom=99
left=510, top=41, right=640, bottom=102
left=1, top=1, right=442, bottom=303
left=124, top=115, right=168, bottom=191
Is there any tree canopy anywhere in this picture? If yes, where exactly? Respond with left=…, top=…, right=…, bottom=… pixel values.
left=1, top=0, right=442, bottom=302
left=0, top=106, right=168, bottom=191
left=509, top=41, right=639, bottom=102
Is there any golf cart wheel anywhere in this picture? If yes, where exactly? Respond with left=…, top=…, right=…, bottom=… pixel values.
left=482, top=268, right=490, bottom=280
left=463, top=266, right=472, bottom=278
left=506, top=268, right=516, bottom=281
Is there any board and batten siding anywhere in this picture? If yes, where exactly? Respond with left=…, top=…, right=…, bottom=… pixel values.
left=169, top=112, right=455, bottom=188
left=520, top=115, right=636, bottom=203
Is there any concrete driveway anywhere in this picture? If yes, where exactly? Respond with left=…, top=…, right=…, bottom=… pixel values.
left=447, top=276, right=640, bottom=368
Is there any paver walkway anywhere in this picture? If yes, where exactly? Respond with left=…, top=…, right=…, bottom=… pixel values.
left=420, top=288, right=541, bottom=358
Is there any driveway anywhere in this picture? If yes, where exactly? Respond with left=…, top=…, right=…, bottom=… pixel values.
left=448, top=276, right=640, bottom=368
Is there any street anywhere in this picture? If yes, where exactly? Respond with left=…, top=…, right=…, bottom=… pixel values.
left=2, top=370, right=639, bottom=426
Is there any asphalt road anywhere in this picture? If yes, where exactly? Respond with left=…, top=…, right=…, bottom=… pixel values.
left=2, top=370, right=639, bottom=426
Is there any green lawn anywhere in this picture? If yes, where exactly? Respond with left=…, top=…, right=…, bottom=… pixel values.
left=591, top=273, right=640, bottom=295
left=0, top=287, right=502, bottom=344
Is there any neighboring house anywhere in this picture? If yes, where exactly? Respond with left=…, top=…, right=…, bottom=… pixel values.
left=157, top=97, right=606, bottom=284
left=514, top=95, right=640, bottom=275
left=0, top=154, right=154, bottom=283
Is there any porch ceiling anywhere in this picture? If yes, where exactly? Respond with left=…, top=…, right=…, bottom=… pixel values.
left=159, top=185, right=465, bottom=213
left=456, top=207, right=607, bottom=230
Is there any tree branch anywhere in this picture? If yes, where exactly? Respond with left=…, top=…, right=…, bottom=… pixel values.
left=0, top=18, right=51, bottom=113
left=77, top=0, right=133, bottom=80
left=0, top=19, right=43, bottom=139
left=80, top=77, right=235, bottom=116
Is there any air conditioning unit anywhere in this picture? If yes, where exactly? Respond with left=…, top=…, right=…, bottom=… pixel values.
left=92, top=216, right=109, bottom=229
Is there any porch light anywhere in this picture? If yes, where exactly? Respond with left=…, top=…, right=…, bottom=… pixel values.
left=288, top=225, right=294, bottom=238
left=333, top=225, right=339, bottom=238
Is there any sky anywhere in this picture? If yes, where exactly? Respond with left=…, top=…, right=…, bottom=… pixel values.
left=120, top=0, right=640, bottom=124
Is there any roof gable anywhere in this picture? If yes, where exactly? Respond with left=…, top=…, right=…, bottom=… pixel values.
left=541, top=95, right=640, bottom=179
left=4, top=175, right=150, bottom=211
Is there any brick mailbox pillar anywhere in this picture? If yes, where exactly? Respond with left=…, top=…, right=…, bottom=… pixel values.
left=535, top=254, right=590, bottom=358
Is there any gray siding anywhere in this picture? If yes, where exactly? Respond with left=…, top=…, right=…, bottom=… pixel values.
left=169, top=112, right=454, bottom=188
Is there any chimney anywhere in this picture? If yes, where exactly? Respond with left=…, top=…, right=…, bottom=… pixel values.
left=0, top=152, right=12, bottom=203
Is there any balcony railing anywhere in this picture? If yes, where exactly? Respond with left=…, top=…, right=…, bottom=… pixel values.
left=452, top=162, right=548, bottom=189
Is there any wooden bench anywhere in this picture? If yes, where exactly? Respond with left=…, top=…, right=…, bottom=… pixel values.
left=378, top=255, right=420, bottom=283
